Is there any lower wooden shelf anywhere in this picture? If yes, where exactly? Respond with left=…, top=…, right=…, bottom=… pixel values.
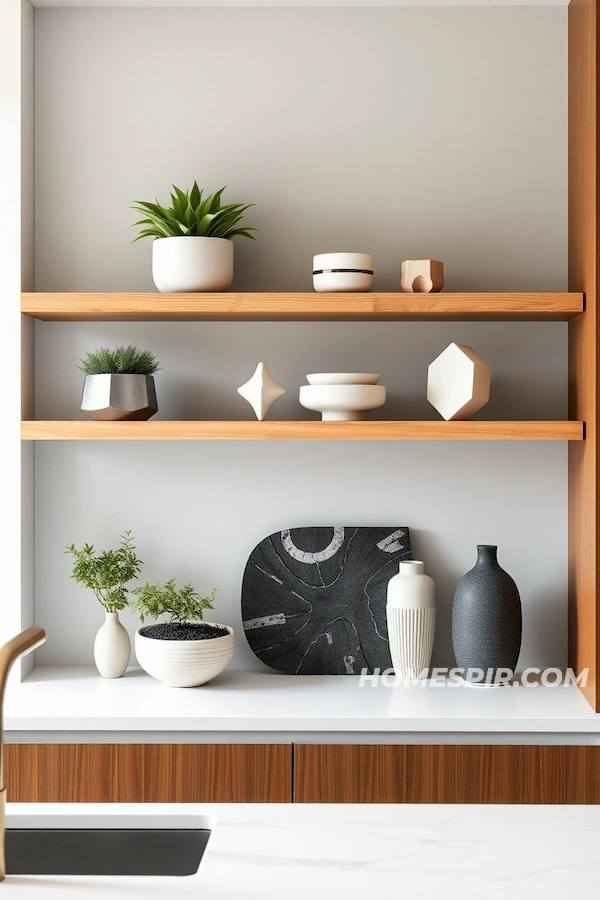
left=21, top=420, right=584, bottom=441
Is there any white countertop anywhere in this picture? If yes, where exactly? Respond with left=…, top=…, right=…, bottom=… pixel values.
left=4, top=801, right=600, bottom=899
left=5, top=666, right=600, bottom=740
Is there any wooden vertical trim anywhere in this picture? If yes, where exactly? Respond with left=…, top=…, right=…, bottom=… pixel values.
left=4, top=744, right=292, bottom=803
left=294, top=745, right=600, bottom=804
left=568, top=0, right=600, bottom=710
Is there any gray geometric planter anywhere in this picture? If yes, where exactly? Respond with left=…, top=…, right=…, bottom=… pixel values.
left=81, top=374, right=158, bottom=421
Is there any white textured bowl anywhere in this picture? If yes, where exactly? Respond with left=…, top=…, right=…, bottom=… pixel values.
left=306, top=373, right=380, bottom=386
left=299, top=384, right=386, bottom=421
left=135, top=624, right=235, bottom=687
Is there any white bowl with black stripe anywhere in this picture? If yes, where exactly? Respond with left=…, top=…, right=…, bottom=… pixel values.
left=313, top=252, right=373, bottom=293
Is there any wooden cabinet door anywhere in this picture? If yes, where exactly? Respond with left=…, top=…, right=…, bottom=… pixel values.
left=5, top=743, right=292, bottom=803
left=294, top=744, right=600, bottom=804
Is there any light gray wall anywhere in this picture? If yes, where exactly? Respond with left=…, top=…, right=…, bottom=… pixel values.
left=33, top=6, right=568, bottom=671
left=35, top=6, right=566, bottom=293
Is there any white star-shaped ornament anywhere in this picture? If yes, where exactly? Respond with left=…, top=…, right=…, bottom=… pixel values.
left=237, top=363, right=286, bottom=421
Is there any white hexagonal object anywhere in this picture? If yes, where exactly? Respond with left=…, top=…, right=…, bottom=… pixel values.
left=427, top=343, right=491, bottom=421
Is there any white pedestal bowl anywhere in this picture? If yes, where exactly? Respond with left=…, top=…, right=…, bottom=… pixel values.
left=299, top=373, right=386, bottom=421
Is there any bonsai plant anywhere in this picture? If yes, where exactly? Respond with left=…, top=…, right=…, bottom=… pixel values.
left=131, top=181, right=256, bottom=293
left=78, top=345, right=160, bottom=421
left=66, top=531, right=142, bottom=678
left=132, top=579, right=234, bottom=687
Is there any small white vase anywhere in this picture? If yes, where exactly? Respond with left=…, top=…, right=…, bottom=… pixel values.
left=152, top=236, right=234, bottom=292
left=94, top=611, right=131, bottom=678
left=386, top=561, right=436, bottom=680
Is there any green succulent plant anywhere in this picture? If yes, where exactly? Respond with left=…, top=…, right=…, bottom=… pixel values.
left=132, top=579, right=219, bottom=625
left=66, top=531, right=142, bottom=612
left=131, top=182, right=257, bottom=242
left=78, top=345, right=160, bottom=376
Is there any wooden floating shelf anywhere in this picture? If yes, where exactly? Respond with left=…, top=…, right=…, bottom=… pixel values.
left=21, top=421, right=584, bottom=441
left=21, top=292, right=584, bottom=322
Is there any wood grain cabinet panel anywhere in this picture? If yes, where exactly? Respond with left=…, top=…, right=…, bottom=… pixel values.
left=294, top=745, right=600, bottom=804
left=5, top=744, right=292, bottom=803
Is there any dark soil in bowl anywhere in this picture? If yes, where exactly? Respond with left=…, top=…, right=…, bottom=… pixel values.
left=142, top=623, right=230, bottom=641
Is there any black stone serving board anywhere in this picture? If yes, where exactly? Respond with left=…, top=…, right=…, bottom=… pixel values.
left=241, top=526, right=411, bottom=674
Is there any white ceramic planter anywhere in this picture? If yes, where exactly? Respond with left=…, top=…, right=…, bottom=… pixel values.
left=152, top=236, right=234, bottom=293
left=386, top=561, right=436, bottom=681
left=313, top=252, right=373, bottom=293
left=135, top=624, right=235, bottom=687
left=94, top=611, right=131, bottom=678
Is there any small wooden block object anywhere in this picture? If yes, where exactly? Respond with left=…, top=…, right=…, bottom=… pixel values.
left=401, top=260, right=444, bottom=293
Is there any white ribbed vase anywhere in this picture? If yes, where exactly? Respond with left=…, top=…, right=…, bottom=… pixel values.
left=94, top=611, right=131, bottom=678
left=386, top=561, right=436, bottom=680
left=135, top=624, right=235, bottom=687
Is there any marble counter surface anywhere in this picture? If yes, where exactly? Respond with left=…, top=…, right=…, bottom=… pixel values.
left=4, top=801, right=600, bottom=899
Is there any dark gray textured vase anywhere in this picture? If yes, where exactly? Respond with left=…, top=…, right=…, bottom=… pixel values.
left=452, top=545, right=522, bottom=685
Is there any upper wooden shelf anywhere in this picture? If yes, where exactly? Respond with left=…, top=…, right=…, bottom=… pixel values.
left=21, top=292, right=584, bottom=322
left=21, top=421, right=584, bottom=441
